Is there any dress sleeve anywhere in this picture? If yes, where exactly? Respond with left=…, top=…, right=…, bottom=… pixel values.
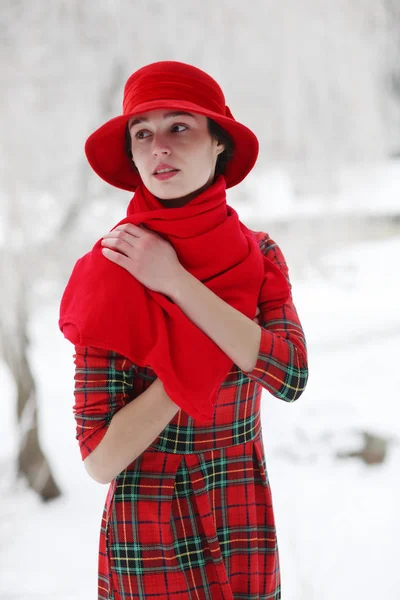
left=243, top=234, right=309, bottom=402
left=72, top=345, right=137, bottom=460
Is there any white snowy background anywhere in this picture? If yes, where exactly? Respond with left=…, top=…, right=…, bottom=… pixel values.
left=1, top=2, right=400, bottom=599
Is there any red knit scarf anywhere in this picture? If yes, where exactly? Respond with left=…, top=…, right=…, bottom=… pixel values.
left=59, top=176, right=289, bottom=421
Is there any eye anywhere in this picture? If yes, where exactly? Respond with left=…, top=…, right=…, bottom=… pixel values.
left=135, top=129, right=152, bottom=139
left=171, top=124, right=188, bottom=133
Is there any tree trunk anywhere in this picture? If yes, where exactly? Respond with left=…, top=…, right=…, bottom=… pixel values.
left=0, top=261, right=61, bottom=502
left=15, top=340, right=61, bottom=501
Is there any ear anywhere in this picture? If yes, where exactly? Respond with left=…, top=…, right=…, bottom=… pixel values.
left=215, top=139, right=225, bottom=156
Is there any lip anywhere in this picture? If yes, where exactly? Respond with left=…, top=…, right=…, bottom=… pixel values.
left=153, top=170, right=179, bottom=181
left=152, top=163, right=179, bottom=175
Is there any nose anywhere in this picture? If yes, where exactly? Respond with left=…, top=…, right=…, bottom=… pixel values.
left=152, top=132, right=171, bottom=157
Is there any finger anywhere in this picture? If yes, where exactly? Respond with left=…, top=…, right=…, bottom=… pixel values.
left=101, top=236, right=134, bottom=256
left=113, top=223, right=146, bottom=237
left=104, top=229, right=139, bottom=242
left=102, top=231, right=138, bottom=249
left=101, top=247, right=131, bottom=269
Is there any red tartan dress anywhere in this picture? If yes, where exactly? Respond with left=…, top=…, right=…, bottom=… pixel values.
left=72, top=233, right=308, bottom=600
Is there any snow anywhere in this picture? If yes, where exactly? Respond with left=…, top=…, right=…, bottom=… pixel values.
left=1, top=171, right=400, bottom=598
left=259, top=233, right=400, bottom=598
left=236, top=160, right=400, bottom=222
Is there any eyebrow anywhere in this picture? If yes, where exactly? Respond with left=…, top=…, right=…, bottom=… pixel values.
left=129, top=111, right=196, bottom=128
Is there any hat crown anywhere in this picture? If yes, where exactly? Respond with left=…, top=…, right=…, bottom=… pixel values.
left=122, top=61, right=226, bottom=116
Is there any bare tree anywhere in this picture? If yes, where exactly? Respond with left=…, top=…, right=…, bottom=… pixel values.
left=0, top=1, right=125, bottom=500
left=384, top=0, right=400, bottom=155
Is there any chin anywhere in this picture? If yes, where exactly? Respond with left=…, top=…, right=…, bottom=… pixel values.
left=153, top=188, right=185, bottom=200
left=145, top=174, right=213, bottom=201
left=151, top=183, right=197, bottom=201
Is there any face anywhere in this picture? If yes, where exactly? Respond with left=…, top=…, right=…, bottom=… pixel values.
left=128, top=110, right=225, bottom=204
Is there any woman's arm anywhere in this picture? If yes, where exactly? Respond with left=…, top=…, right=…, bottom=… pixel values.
left=73, top=346, right=179, bottom=484
left=85, top=378, right=178, bottom=484
left=243, top=235, right=308, bottom=401
left=168, top=235, right=308, bottom=401
left=169, top=271, right=262, bottom=374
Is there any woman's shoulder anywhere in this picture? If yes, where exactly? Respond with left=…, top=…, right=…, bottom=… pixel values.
left=249, top=229, right=276, bottom=254
left=250, top=229, right=269, bottom=245
left=249, top=229, right=289, bottom=273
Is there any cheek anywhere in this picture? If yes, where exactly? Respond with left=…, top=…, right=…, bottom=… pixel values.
left=131, top=147, right=148, bottom=169
left=202, top=146, right=219, bottom=169
left=131, top=144, right=143, bottom=160
left=188, top=138, right=216, bottom=164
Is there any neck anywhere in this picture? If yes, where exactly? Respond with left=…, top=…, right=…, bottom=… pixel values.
left=156, top=178, right=216, bottom=209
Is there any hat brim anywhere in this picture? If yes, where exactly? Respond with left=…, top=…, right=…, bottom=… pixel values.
left=85, top=99, right=259, bottom=191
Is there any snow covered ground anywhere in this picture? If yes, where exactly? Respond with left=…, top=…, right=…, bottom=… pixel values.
left=1, top=173, right=400, bottom=598
left=262, top=234, right=400, bottom=599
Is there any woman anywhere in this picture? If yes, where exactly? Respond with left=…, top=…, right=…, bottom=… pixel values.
left=59, top=61, right=308, bottom=600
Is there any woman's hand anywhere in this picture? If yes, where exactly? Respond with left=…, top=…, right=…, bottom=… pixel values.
left=101, top=223, right=184, bottom=295
left=253, top=306, right=261, bottom=325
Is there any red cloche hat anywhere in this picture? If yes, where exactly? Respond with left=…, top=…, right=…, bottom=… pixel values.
left=85, top=61, right=259, bottom=190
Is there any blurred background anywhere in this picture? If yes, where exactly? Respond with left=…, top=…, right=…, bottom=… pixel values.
left=1, top=1, right=400, bottom=598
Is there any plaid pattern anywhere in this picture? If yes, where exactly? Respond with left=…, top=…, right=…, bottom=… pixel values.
left=72, top=233, right=308, bottom=599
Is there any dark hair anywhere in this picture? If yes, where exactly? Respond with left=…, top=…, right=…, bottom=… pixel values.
left=124, top=117, right=234, bottom=176
left=206, top=118, right=234, bottom=176
left=125, top=121, right=137, bottom=171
